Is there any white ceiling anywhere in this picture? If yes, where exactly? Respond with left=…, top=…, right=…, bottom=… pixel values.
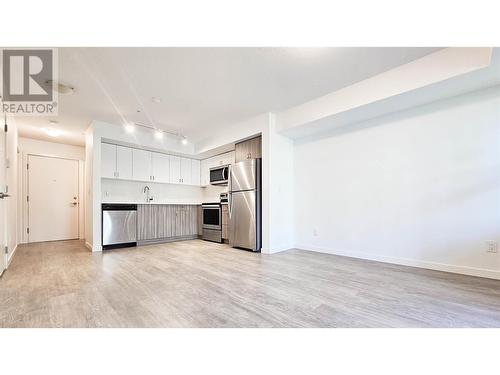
left=14, top=47, right=441, bottom=146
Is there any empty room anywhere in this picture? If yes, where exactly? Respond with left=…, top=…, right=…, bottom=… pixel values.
left=1, top=2, right=499, bottom=374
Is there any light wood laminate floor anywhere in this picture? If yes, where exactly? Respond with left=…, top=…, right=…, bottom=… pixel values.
left=1, top=240, right=500, bottom=327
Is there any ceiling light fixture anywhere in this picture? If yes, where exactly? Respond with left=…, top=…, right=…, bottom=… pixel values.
left=154, top=130, right=164, bottom=140
left=46, top=80, right=76, bottom=95
left=125, top=123, right=135, bottom=133
left=128, top=121, right=187, bottom=145
left=43, top=127, right=63, bottom=137
left=152, top=97, right=162, bottom=104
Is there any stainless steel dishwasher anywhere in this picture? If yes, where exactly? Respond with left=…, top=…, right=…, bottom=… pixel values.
left=102, top=204, right=137, bottom=249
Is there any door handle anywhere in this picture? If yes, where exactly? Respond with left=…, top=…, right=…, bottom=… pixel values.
left=0, top=193, right=10, bottom=199
left=71, top=202, right=78, bottom=206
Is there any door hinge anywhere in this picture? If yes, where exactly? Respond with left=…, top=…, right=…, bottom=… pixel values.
left=27, top=228, right=30, bottom=234
left=27, top=163, right=29, bottom=170
left=4, top=124, right=7, bottom=133
left=27, top=195, right=29, bottom=202
left=4, top=246, right=8, bottom=254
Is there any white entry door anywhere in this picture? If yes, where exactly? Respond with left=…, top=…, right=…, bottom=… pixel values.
left=0, top=127, right=6, bottom=275
left=28, top=155, right=79, bottom=243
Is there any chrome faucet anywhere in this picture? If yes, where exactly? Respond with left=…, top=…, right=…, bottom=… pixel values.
left=143, top=186, right=153, bottom=202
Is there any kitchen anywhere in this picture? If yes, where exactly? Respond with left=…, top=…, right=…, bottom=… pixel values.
left=100, top=134, right=262, bottom=252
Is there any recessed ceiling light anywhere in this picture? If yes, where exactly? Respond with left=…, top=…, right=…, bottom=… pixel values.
left=46, top=80, right=76, bottom=95
left=125, top=123, right=135, bottom=133
left=152, top=97, right=162, bottom=104
left=181, top=137, right=188, bottom=145
left=155, top=130, right=164, bottom=140
left=43, top=128, right=63, bottom=137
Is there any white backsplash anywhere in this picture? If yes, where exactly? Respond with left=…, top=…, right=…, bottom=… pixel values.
left=101, top=178, right=228, bottom=204
left=203, top=184, right=228, bottom=203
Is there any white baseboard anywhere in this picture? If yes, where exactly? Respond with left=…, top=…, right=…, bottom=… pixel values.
left=85, top=242, right=102, bottom=252
left=296, top=244, right=500, bottom=280
left=7, top=244, right=18, bottom=267
left=262, top=246, right=291, bottom=254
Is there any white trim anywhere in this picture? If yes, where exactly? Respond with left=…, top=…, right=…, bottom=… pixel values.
left=7, top=244, right=18, bottom=267
left=84, top=241, right=93, bottom=251
left=262, top=246, right=291, bottom=254
left=296, top=244, right=500, bottom=280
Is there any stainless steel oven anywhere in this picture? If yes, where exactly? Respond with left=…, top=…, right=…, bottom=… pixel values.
left=202, top=203, right=222, bottom=243
left=210, top=165, right=229, bottom=185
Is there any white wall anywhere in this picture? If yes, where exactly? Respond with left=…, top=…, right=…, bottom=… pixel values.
left=84, top=127, right=94, bottom=248
left=266, top=114, right=295, bottom=252
left=18, top=137, right=85, bottom=160
left=294, top=86, right=500, bottom=279
left=18, top=137, right=86, bottom=244
left=6, top=119, right=18, bottom=265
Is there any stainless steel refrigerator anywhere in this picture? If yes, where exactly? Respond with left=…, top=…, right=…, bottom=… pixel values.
left=229, top=158, right=261, bottom=251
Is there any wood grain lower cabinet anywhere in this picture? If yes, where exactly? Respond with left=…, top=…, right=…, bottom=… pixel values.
left=221, top=204, right=229, bottom=240
left=197, top=206, right=203, bottom=236
left=138, top=204, right=199, bottom=243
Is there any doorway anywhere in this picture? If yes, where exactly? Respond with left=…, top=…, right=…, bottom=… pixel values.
left=0, top=125, right=6, bottom=274
left=27, top=154, right=80, bottom=243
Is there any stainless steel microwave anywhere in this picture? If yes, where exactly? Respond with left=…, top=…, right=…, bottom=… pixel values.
left=210, top=165, right=229, bottom=185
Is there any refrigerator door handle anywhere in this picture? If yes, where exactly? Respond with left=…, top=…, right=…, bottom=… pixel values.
left=228, top=166, right=232, bottom=219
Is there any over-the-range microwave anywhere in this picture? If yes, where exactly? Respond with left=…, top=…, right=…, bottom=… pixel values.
left=210, top=165, right=229, bottom=185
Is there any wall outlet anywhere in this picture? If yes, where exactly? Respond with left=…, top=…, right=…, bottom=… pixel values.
left=486, top=240, right=498, bottom=253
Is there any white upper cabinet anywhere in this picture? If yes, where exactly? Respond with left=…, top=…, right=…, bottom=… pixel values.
left=116, top=145, right=133, bottom=180
left=151, top=152, right=170, bottom=183
left=101, top=142, right=201, bottom=186
left=200, top=159, right=209, bottom=187
left=220, top=151, right=235, bottom=166
left=101, top=143, right=117, bottom=178
left=169, top=156, right=181, bottom=184
left=191, top=159, right=200, bottom=186
left=132, top=149, right=152, bottom=182
left=180, top=157, right=192, bottom=185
